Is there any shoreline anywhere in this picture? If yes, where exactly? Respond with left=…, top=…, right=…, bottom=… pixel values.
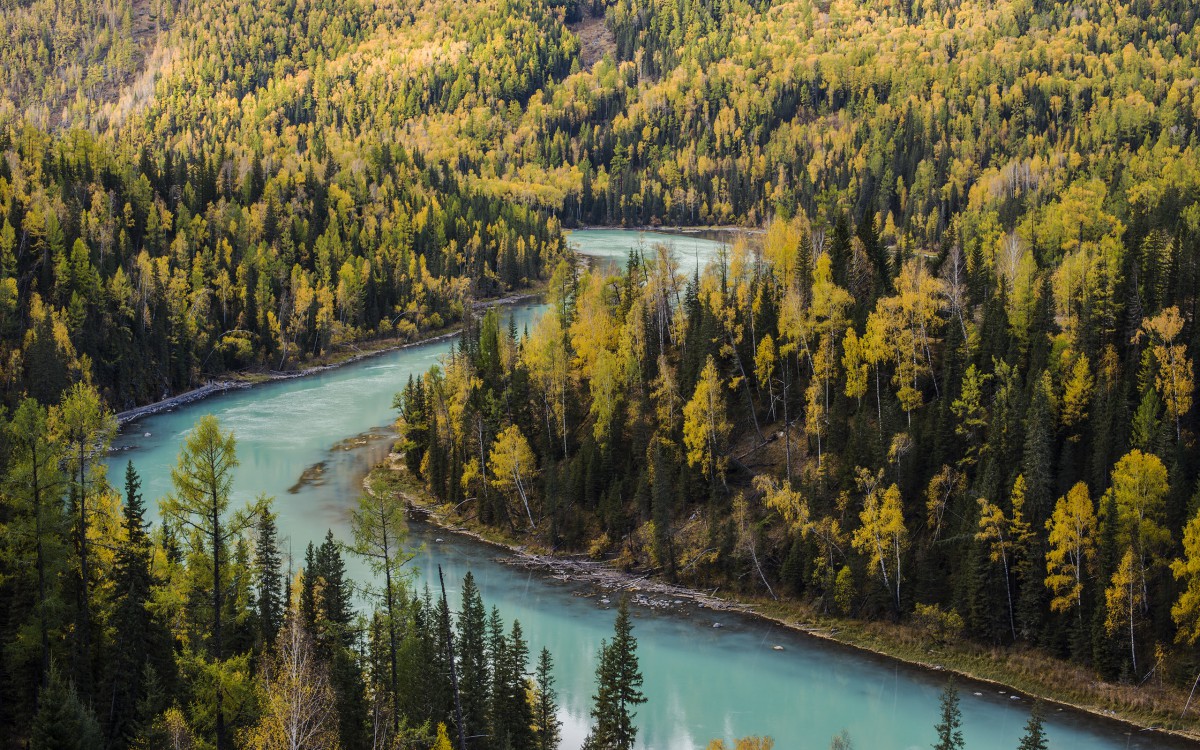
left=386, top=470, right=1200, bottom=748
left=115, top=291, right=543, bottom=426
left=564, top=223, right=765, bottom=235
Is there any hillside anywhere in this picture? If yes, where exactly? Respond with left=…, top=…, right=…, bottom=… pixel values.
left=2, top=0, right=1200, bottom=746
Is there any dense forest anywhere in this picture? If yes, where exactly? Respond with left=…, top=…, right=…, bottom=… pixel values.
left=0, top=396, right=605, bottom=749
left=2, top=0, right=1200, bottom=743
left=0, top=0, right=568, bottom=410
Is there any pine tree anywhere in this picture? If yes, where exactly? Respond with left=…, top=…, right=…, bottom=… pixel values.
left=533, top=647, right=562, bottom=750
left=1017, top=702, right=1048, bottom=750
left=584, top=598, right=645, bottom=750
left=932, top=681, right=963, bottom=750
left=30, top=669, right=102, bottom=750
left=105, top=462, right=163, bottom=747
left=487, top=606, right=509, bottom=750
left=457, top=572, right=490, bottom=749
left=309, top=531, right=368, bottom=750
left=503, top=621, right=535, bottom=750
left=254, top=506, right=284, bottom=651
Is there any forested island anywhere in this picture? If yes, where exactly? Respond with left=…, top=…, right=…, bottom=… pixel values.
left=1, top=0, right=1200, bottom=746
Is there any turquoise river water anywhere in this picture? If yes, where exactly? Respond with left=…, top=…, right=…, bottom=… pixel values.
left=104, top=230, right=1187, bottom=750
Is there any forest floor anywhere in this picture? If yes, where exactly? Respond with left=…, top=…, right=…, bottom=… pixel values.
left=115, top=288, right=545, bottom=425
left=568, top=14, right=616, bottom=69
left=368, top=462, right=1200, bottom=746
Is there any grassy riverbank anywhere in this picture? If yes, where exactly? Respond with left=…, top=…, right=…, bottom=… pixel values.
left=368, top=461, right=1200, bottom=745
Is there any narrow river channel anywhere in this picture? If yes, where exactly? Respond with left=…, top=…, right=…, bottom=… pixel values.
left=105, top=230, right=1185, bottom=750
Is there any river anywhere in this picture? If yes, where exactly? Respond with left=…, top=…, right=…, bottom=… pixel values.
left=105, top=229, right=1183, bottom=750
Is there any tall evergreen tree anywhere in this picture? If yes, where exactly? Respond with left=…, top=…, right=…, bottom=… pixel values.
left=105, top=462, right=164, bottom=747
left=932, top=681, right=964, bottom=750
left=533, top=648, right=562, bottom=750
left=583, top=598, right=645, bottom=750
left=253, top=507, right=284, bottom=651
left=457, top=572, right=490, bottom=749
left=1017, top=702, right=1048, bottom=750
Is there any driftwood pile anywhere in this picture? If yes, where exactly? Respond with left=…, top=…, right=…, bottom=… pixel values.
left=503, top=551, right=746, bottom=614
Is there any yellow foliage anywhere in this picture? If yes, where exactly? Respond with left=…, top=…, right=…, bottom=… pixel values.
left=1045, top=483, right=1097, bottom=614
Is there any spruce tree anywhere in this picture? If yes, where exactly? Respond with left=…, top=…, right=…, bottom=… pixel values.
left=1017, top=702, right=1048, bottom=750
left=932, top=681, right=964, bottom=750
left=502, top=621, right=535, bottom=750
left=31, top=669, right=102, bottom=750
left=457, top=572, right=490, bottom=749
left=533, top=647, right=562, bottom=750
left=253, top=506, right=284, bottom=651
left=105, top=462, right=162, bottom=747
left=584, top=598, right=645, bottom=750
left=487, top=607, right=509, bottom=749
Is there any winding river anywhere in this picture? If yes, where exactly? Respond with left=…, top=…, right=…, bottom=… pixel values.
left=105, top=230, right=1184, bottom=750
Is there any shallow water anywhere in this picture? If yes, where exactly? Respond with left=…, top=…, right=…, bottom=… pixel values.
left=565, top=228, right=728, bottom=275
left=104, top=231, right=1189, bottom=750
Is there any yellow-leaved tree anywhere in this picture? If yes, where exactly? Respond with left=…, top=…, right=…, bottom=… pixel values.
left=488, top=425, right=539, bottom=528
left=975, top=476, right=1033, bottom=641
left=683, top=356, right=731, bottom=487
left=1105, top=548, right=1145, bottom=675
left=851, top=469, right=907, bottom=612
left=1044, top=482, right=1097, bottom=618
left=522, top=306, right=571, bottom=457
left=1138, top=306, right=1194, bottom=441
left=803, top=253, right=852, bottom=468
left=864, top=259, right=946, bottom=422
left=1170, top=508, right=1200, bottom=645
left=243, top=617, right=341, bottom=750
left=1107, top=449, right=1171, bottom=613
left=1058, top=350, right=1094, bottom=440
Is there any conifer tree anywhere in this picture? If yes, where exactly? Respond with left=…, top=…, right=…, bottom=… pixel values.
left=1017, top=702, right=1048, bottom=750
left=457, top=572, right=490, bottom=749
left=105, top=462, right=164, bottom=746
left=254, top=507, right=284, bottom=652
left=584, top=598, right=645, bottom=750
left=533, top=647, right=562, bottom=750
left=932, top=681, right=963, bottom=750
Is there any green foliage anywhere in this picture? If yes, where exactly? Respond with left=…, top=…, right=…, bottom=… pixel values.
left=933, top=681, right=964, bottom=750
left=533, top=647, right=563, bottom=750
left=584, top=598, right=646, bottom=750
left=1017, top=702, right=1048, bottom=750
left=30, top=669, right=103, bottom=750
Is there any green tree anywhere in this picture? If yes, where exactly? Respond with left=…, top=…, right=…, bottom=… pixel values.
left=30, top=669, right=102, bottom=750
left=162, top=415, right=261, bottom=750
left=3, top=398, right=67, bottom=692
left=1017, top=702, right=1047, bottom=750
left=51, top=381, right=116, bottom=694
left=457, top=572, right=490, bottom=749
left=105, top=462, right=167, bottom=747
left=533, top=647, right=562, bottom=750
left=254, top=505, right=285, bottom=651
left=932, top=681, right=963, bottom=750
left=583, top=598, right=645, bottom=750
left=349, top=485, right=413, bottom=730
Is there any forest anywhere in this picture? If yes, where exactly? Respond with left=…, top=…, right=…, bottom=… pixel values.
left=2, top=0, right=1200, bottom=744
left=0, top=393, right=651, bottom=749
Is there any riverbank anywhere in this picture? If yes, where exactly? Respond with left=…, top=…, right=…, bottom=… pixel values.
left=369, top=462, right=1200, bottom=747
left=565, top=224, right=765, bottom=235
left=115, top=290, right=544, bottom=426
